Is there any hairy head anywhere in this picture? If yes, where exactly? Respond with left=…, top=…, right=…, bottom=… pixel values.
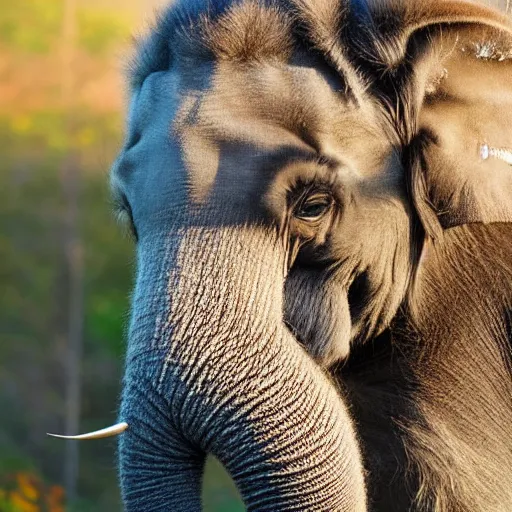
left=112, top=0, right=512, bottom=368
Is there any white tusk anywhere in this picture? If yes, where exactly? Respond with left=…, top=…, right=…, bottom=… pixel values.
left=47, top=422, right=128, bottom=440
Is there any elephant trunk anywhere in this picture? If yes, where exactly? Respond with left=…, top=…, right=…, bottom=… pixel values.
left=119, top=225, right=366, bottom=511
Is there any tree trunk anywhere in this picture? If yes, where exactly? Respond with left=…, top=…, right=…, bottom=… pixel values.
left=59, top=0, right=83, bottom=504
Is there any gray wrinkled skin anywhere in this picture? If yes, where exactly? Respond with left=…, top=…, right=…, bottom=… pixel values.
left=110, top=1, right=512, bottom=511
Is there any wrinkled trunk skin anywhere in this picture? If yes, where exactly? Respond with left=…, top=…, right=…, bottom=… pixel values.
left=118, top=224, right=366, bottom=511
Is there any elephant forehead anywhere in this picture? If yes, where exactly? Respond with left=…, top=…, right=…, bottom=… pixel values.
left=173, top=61, right=388, bottom=203
left=178, top=62, right=371, bottom=149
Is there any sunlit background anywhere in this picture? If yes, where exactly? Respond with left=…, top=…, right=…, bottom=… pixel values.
left=0, top=0, right=242, bottom=510
left=1, top=0, right=510, bottom=511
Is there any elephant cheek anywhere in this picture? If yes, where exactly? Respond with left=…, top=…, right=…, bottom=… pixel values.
left=318, top=291, right=352, bottom=366
left=285, top=271, right=352, bottom=366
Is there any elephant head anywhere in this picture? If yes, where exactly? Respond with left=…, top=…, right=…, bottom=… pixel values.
left=55, top=0, right=512, bottom=510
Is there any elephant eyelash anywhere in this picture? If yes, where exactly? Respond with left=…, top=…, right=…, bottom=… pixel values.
left=112, top=195, right=129, bottom=219
left=113, top=195, right=138, bottom=242
left=288, top=180, right=332, bottom=202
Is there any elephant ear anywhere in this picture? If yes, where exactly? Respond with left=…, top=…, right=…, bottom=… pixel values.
left=389, top=1, right=512, bottom=233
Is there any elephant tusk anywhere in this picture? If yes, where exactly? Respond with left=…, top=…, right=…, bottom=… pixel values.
left=47, top=422, right=128, bottom=440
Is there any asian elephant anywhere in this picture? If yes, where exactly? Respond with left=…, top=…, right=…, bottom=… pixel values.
left=58, top=0, right=512, bottom=510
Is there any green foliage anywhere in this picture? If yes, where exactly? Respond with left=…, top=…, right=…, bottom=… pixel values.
left=0, top=111, right=122, bottom=157
left=203, top=458, right=244, bottom=512
left=78, top=10, right=132, bottom=56
left=0, top=0, right=132, bottom=57
left=0, top=156, right=128, bottom=509
left=0, top=0, right=64, bottom=53
left=82, top=177, right=133, bottom=358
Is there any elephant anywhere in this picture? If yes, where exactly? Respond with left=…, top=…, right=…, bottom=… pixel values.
left=53, top=0, right=512, bottom=510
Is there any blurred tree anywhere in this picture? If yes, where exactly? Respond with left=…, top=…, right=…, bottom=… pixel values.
left=57, top=0, right=83, bottom=504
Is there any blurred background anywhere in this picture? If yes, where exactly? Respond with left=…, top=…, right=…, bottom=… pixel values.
left=0, top=0, right=509, bottom=511
left=0, top=0, right=242, bottom=510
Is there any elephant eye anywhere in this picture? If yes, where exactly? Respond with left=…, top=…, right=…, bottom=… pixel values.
left=294, top=192, right=333, bottom=222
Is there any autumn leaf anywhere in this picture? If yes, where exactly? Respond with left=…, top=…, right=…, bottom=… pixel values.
left=10, top=490, right=39, bottom=512
left=16, top=473, right=39, bottom=503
